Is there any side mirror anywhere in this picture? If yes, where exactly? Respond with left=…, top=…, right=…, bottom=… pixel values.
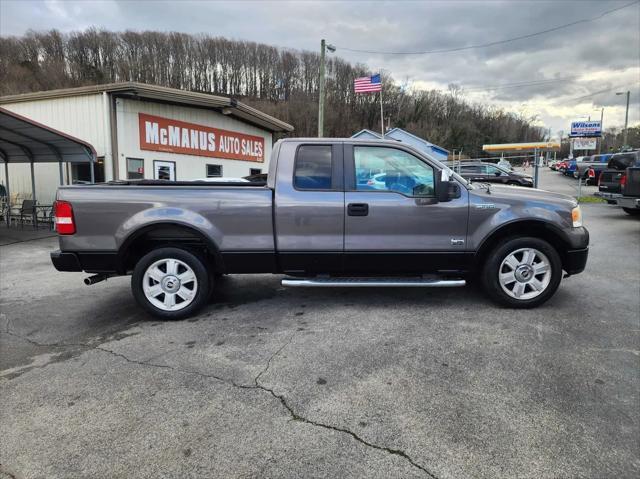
left=494, top=171, right=501, bottom=176
left=437, top=180, right=461, bottom=202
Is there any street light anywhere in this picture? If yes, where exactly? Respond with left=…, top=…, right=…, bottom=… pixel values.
left=318, top=39, right=336, bottom=137
left=616, top=91, right=631, bottom=148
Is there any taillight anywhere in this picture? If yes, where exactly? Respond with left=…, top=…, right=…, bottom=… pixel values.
left=620, top=173, right=627, bottom=188
left=54, top=200, right=75, bottom=235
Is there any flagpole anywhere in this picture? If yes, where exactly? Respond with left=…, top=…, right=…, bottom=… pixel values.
left=380, top=88, right=384, bottom=138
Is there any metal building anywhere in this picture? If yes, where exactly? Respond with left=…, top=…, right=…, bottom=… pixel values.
left=0, top=83, right=293, bottom=202
left=351, top=128, right=449, bottom=162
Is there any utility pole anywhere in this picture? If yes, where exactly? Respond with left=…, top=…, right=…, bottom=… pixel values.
left=595, top=107, right=604, bottom=154
left=616, top=91, right=630, bottom=148
left=318, top=39, right=335, bottom=138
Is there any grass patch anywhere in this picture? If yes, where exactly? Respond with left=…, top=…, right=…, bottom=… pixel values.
left=577, top=196, right=607, bottom=204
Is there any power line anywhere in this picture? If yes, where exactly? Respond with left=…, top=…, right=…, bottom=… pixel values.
left=336, top=0, right=639, bottom=55
left=462, top=76, right=580, bottom=92
left=565, top=82, right=639, bottom=103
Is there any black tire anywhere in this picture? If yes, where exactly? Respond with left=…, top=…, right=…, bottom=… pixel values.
left=606, top=200, right=617, bottom=205
left=131, top=247, right=210, bottom=320
left=622, top=207, right=640, bottom=216
left=481, top=236, right=563, bottom=309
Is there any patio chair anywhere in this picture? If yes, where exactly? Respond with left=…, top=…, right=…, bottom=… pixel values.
left=10, top=199, right=37, bottom=228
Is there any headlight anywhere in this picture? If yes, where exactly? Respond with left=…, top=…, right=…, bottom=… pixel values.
left=571, top=206, right=582, bottom=227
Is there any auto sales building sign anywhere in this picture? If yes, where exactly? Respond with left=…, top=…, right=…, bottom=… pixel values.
left=138, top=113, right=265, bottom=162
left=570, top=121, right=602, bottom=137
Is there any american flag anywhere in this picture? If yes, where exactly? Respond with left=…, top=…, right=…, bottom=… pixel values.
left=354, top=74, right=382, bottom=93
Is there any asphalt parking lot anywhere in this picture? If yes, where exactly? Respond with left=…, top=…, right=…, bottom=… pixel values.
left=1, top=168, right=639, bottom=479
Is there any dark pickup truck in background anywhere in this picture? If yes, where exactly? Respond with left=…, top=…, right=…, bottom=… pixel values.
left=597, top=151, right=640, bottom=203
left=616, top=166, right=640, bottom=216
left=51, top=138, right=589, bottom=319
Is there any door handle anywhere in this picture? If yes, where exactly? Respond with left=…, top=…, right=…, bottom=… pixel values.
left=347, top=203, right=369, bottom=216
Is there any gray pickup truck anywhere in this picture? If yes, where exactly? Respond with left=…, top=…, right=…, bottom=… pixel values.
left=51, top=138, right=589, bottom=319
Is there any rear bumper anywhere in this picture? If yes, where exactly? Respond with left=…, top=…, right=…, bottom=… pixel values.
left=51, top=250, right=82, bottom=272
left=564, top=248, right=589, bottom=275
left=594, top=191, right=622, bottom=200
left=616, top=197, right=640, bottom=209
left=51, top=250, right=119, bottom=273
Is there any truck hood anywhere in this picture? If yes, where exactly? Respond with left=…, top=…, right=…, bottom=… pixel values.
left=469, top=183, right=577, bottom=209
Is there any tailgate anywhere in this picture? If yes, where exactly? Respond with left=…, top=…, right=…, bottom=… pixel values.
left=622, top=167, right=640, bottom=197
left=598, top=170, right=623, bottom=193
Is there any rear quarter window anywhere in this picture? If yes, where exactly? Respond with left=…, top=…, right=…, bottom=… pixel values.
left=608, top=153, right=638, bottom=170
left=294, top=145, right=333, bottom=190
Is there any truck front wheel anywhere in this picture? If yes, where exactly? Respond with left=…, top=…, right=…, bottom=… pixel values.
left=481, top=237, right=562, bottom=308
left=131, top=247, right=210, bottom=320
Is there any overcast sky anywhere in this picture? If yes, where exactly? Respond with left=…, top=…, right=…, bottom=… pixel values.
left=1, top=0, right=639, bottom=137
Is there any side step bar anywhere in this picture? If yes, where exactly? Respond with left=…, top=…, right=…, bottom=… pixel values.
left=281, top=277, right=466, bottom=288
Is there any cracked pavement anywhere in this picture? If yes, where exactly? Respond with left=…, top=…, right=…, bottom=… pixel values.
left=1, top=170, right=639, bottom=478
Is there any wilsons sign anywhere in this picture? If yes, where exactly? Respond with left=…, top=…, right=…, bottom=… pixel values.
left=138, top=113, right=265, bottom=162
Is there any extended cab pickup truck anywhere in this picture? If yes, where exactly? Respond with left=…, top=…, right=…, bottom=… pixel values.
left=51, top=139, right=589, bottom=319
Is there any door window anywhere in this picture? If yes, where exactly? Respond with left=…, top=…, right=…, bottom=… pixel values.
left=460, top=165, right=481, bottom=174
left=154, top=161, right=176, bottom=181
left=483, top=165, right=504, bottom=176
left=294, top=145, right=333, bottom=190
left=354, top=146, right=434, bottom=197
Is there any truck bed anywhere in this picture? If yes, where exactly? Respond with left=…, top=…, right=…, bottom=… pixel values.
left=56, top=183, right=275, bottom=254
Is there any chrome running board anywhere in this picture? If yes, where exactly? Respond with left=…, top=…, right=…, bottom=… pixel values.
left=281, top=276, right=466, bottom=288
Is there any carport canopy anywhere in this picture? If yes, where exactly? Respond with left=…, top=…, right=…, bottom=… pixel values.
left=0, top=106, right=97, bottom=204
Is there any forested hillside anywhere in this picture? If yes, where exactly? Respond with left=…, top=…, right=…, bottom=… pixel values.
left=0, top=29, right=548, bottom=155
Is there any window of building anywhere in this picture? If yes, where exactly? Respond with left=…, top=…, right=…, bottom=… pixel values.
left=294, top=145, right=333, bottom=190
left=71, top=156, right=105, bottom=184
left=354, top=146, right=434, bottom=197
left=206, top=164, right=223, bottom=178
left=127, top=158, right=144, bottom=180
left=249, top=168, right=262, bottom=176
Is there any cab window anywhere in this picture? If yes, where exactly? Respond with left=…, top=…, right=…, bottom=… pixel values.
left=354, top=146, right=434, bottom=197
left=294, top=145, right=333, bottom=190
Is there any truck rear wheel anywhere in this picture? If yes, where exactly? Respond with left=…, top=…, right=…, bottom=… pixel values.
left=481, top=237, right=562, bottom=308
left=131, top=247, right=210, bottom=320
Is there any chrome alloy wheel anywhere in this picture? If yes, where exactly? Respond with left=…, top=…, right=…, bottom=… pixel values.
left=142, top=258, right=198, bottom=311
left=498, top=248, right=552, bottom=300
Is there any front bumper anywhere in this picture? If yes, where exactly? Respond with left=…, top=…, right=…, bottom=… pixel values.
left=564, top=248, right=589, bottom=275
left=616, top=197, right=640, bottom=209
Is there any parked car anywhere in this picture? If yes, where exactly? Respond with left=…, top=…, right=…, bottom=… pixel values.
left=556, top=159, right=569, bottom=174
left=574, top=154, right=611, bottom=182
left=51, top=138, right=588, bottom=319
left=596, top=151, right=640, bottom=202
left=453, top=162, right=534, bottom=187
left=564, top=156, right=588, bottom=177
left=616, top=166, right=640, bottom=215
left=548, top=160, right=561, bottom=171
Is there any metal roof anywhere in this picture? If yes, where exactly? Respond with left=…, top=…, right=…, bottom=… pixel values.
left=483, top=142, right=561, bottom=152
left=0, top=107, right=96, bottom=163
left=0, top=82, right=294, bottom=133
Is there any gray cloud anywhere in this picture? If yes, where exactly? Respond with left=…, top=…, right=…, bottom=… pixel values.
left=1, top=0, right=638, bottom=133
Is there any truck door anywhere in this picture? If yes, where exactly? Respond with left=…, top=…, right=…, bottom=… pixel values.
left=274, top=142, right=344, bottom=274
left=344, top=144, right=470, bottom=274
